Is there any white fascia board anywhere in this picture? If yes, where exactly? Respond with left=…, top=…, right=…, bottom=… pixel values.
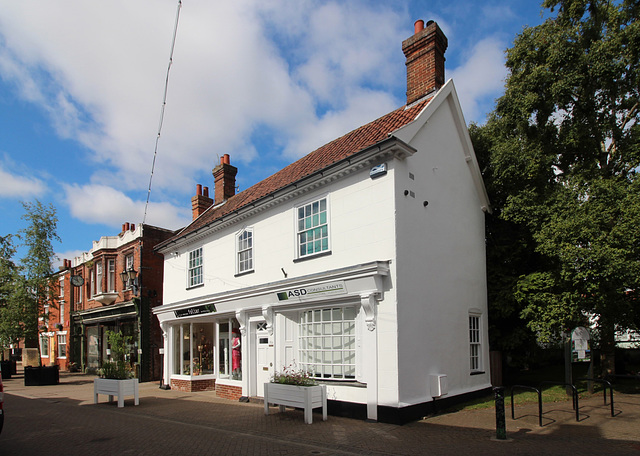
left=153, top=260, right=390, bottom=319
left=393, top=79, right=492, bottom=214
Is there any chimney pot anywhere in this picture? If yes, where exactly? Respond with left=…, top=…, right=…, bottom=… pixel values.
left=130, top=223, right=135, bottom=231
left=414, top=20, right=424, bottom=34
left=196, top=183, right=202, bottom=196
left=122, top=223, right=126, bottom=232
left=125, top=222, right=130, bottom=231
left=203, top=186, right=209, bottom=197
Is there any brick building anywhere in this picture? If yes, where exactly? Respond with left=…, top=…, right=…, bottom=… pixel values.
left=56, top=223, right=176, bottom=381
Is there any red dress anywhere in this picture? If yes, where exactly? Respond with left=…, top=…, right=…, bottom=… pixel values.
left=232, top=336, right=241, bottom=371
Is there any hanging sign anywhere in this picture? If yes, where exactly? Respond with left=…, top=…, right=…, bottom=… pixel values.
left=571, top=326, right=591, bottom=362
left=276, top=281, right=346, bottom=301
left=174, top=303, right=217, bottom=318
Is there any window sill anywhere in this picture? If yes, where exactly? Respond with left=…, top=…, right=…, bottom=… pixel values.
left=186, top=283, right=204, bottom=290
left=470, top=371, right=485, bottom=376
left=234, top=269, right=254, bottom=278
left=293, top=250, right=332, bottom=263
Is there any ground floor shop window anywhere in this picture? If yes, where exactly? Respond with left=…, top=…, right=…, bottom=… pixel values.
left=299, top=306, right=356, bottom=380
left=87, top=326, right=99, bottom=369
left=218, top=318, right=241, bottom=380
left=171, top=322, right=218, bottom=377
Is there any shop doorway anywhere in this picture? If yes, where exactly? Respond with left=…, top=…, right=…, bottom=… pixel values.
left=253, top=321, right=273, bottom=397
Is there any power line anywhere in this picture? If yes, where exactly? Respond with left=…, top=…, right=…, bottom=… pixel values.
left=143, top=0, right=182, bottom=225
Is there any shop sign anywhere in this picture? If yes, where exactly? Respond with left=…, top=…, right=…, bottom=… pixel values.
left=174, top=303, right=217, bottom=318
left=571, top=326, right=591, bottom=362
left=277, top=281, right=346, bottom=301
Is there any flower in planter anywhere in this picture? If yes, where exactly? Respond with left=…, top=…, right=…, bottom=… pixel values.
left=55, top=323, right=63, bottom=330
left=271, top=362, right=318, bottom=386
left=38, top=324, right=47, bottom=331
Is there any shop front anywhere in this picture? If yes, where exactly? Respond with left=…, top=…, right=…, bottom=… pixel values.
left=73, top=301, right=139, bottom=375
left=155, top=261, right=388, bottom=415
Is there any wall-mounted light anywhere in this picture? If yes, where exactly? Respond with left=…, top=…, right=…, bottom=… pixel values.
left=423, top=201, right=429, bottom=207
left=120, top=267, right=139, bottom=296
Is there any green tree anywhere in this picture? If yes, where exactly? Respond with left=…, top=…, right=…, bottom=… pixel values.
left=484, top=0, right=640, bottom=374
left=19, top=201, right=60, bottom=355
left=0, top=235, right=26, bottom=358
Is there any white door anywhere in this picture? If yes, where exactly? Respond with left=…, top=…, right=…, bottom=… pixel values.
left=255, top=321, right=273, bottom=397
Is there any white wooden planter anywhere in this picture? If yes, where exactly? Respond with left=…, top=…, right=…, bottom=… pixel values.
left=94, top=378, right=139, bottom=408
left=264, top=383, right=327, bottom=424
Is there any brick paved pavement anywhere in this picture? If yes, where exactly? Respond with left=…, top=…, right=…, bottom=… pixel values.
left=1, top=365, right=639, bottom=455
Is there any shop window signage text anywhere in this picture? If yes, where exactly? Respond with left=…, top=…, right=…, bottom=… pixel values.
left=174, top=303, right=217, bottom=318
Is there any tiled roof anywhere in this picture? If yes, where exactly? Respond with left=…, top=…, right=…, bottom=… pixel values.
left=166, top=99, right=430, bottom=246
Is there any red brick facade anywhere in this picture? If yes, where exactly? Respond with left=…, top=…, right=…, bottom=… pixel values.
left=171, top=378, right=216, bottom=392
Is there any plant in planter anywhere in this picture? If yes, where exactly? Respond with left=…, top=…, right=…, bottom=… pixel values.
left=264, top=363, right=326, bottom=424
left=94, top=330, right=139, bottom=407
left=38, top=324, right=47, bottom=332
left=271, top=363, right=318, bottom=386
left=55, top=323, right=63, bottom=331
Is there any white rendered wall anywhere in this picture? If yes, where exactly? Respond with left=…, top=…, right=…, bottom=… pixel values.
left=393, top=96, right=491, bottom=406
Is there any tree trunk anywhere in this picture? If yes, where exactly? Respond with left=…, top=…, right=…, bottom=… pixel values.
left=599, top=322, right=616, bottom=377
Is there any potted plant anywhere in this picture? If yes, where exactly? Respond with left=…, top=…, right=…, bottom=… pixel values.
left=264, top=363, right=327, bottom=424
left=55, top=323, right=63, bottom=331
left=93, top=330, right=139, bottom=407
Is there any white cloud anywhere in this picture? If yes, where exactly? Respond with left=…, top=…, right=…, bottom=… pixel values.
left=0, top=161, right=47, bottom=198
left=448, top=37, right=507, bottom=123
left=62, top=183, right=190, bottom=231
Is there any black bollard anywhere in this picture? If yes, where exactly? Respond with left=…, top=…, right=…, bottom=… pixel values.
left=494, top=386, right=507, bottom=440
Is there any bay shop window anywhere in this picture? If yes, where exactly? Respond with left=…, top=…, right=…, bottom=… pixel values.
left=171, top=318, right=241, bottom=380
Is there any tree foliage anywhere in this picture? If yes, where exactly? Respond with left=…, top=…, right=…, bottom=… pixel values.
left=19, top=200, right=60, bottom=351
left=0, top=235, right=27, bottom=356
left=478, top=0, right=640, bottom=374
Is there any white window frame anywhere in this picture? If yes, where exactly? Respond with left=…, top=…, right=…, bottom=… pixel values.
left=236, top=228, right=254, bottom=274
left=298, top=306, right=357, bottom=381
left=59, top=276, right=64, bottom=298
left=40, top=336, right=49, bottom=358
left=57, top=334, right=67, bottom=359
left=90, top=270, right=95, bottom=298
left=60, top=302, right=65, bottom=325
left=469, top=314, right=482, bottom=373
left=188, top=247, right=203, bottom=288
left=295, top=196, right=330, bottom=259
left=96, top=262, right=103, bottom=294
left=107, top=259, right=116, bottom=292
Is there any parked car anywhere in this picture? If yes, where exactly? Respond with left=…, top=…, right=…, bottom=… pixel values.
left=0, top=363, right=4, bottom=434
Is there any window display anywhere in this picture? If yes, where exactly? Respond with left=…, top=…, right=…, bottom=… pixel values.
left=218, top=318, right=241, bottom=380
left=193, top=323, right=213, bottom=375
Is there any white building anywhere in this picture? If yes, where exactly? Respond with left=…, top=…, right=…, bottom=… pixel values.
left=154, top=20, right=491, bottom=423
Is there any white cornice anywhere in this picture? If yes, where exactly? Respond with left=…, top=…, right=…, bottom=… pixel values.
left=154, top=260, right=390, bottom=315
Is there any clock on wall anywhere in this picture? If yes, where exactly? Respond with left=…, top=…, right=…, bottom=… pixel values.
left=70, top=275, right=84, bottom=287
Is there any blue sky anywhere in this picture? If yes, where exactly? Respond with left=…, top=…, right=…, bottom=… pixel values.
left=0, top=0, right=549, bottom=266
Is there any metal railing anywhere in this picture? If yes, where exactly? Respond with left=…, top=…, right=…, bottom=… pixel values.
left=576, top=377, right=614, bottom=417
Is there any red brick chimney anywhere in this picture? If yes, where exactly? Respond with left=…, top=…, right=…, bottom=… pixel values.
left=402, top=20, right=448, bottom=105
left=191, top=183, right=213, bottom=220
left=212, top=154, right=237, bottom=205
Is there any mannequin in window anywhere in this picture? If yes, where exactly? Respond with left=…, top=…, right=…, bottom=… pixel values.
left=232, top=329, right=241, bottom=378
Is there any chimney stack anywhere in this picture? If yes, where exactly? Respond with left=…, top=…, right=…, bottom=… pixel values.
left=191, top=183, right=213, bottom=220
left=402, top=20, right=448, bottom=105
left=213, top=154, right=237, bottom=205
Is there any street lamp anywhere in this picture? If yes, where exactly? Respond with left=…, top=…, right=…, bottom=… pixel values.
left=120, top=268, right=139, bottom=296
